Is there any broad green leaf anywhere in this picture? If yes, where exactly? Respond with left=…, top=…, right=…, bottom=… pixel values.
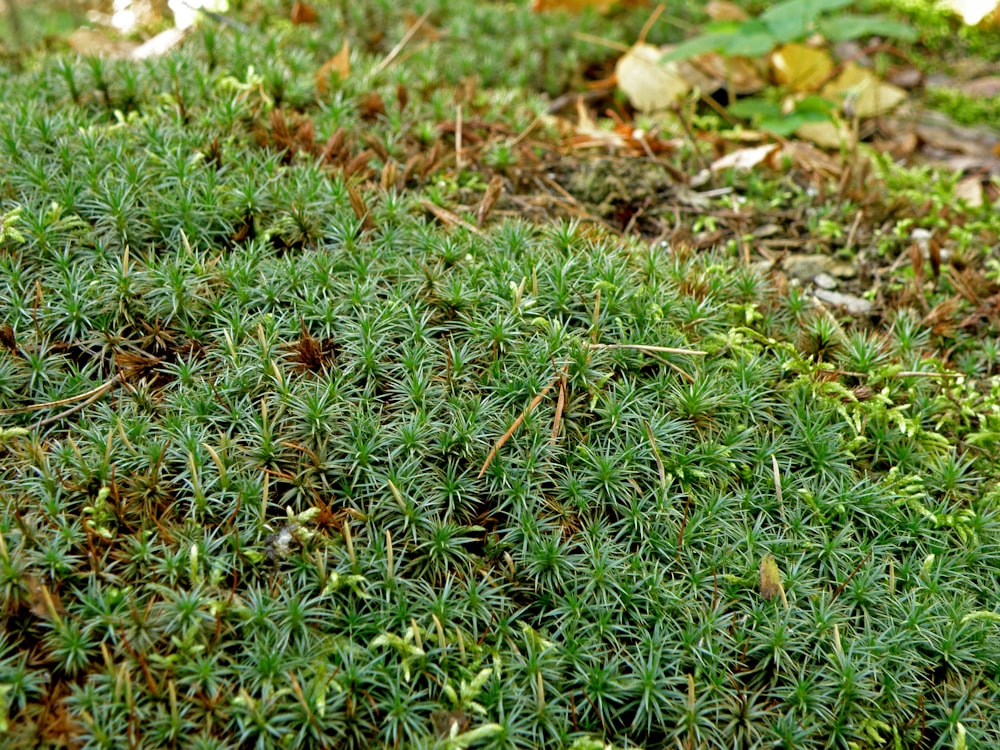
left=727, top=98, right=783, bottom=121
left=760, top=108, right=830, bottom=135
left=660, top=23, right=743, bottom=62
left=727, top=22, right=779, bottom=57
left=761, top=0, right=852, bottom=42
left=816, top=14, right=917, bottom=42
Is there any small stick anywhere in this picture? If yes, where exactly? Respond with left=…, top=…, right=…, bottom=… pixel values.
left=478, top=374, right=559, bottom=478
left=372, top=10, right=430, bottom=77
left=550, top=371, right=566, bottom=446
left=830, top=550, right=873, bottom=604
left=420, top=200, right=483, bottom=236
left=570, top=31, right=630, bottom=52
left=772, top=454, right=786, bottom=522
left=33, top=377, right=124, bottom=428
left=455, top=104, right=463, bottom=169
left=0, top=374, right=122, bottom=415
left=583, top=342, right=707, bottom=356
left=637, top=3, right=666, bottom=44
left=509, top=116, right=542, bottom=149
left=645, top=421, right=666, bottom=491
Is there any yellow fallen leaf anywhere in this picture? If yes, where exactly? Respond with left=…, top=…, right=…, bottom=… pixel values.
left=822, top=62, right=906, bottom=119
left=795, top=119, right=856, bottom=149
left=616, top=43, right=690, bottom=113
left=759, top=553, right=787, bottom=607
left=316, top=41, right=350, bottom=95
left=770, top=43, right=833, bottom=92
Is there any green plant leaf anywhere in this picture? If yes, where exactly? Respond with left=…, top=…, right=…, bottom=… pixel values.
left=660, top=23, right=743, bottom=62
left=761, top=109, right=830, bottom=135
left=727, top=98, right=783, bottom=121
left=728, top=95, right=833, bottom=135
left=816, top=14, right=917, bottom=42
left=761, top=0, right=853, bottom=42
left=727, top=21, right=779, bottom=57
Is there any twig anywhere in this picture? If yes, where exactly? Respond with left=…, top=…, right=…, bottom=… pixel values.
left=509, top=116, right=543, bottom=149
left=570, top=31, right=630, bottom=52
left=829, top=550, right=873, bottom=604
left=0, top=373, right=122, bottom=415
left=455, top=103, right=464, bottom=169
left=645, top=421, right=666, bottom=490
left=478, top=373, right=560, bottom=478
left=895, top=371, right=962, bottom=379
left=583, top=342, right=708, bottom=356
left=637, top=3, right=666, bottom=44
left=550, top=369, right=566, bottom=446
left=34, top=378, right=120, bottom=428
left=372, top=10, right=430, bottom=77
left=420, top=200, right=483, bottom=236
left=772, top=454, right=786, bottom=522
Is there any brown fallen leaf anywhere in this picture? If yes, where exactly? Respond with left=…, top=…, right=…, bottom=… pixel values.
left=291, top=1, right=319, bottom=24
left=687, top=52, right=765, bottom=95
left=316, top=41, right=350, bottom=95
left=957, top=76, right=1000, bottom=97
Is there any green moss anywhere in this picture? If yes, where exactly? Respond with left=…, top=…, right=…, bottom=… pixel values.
left=0, top=2, right=999, bottom=749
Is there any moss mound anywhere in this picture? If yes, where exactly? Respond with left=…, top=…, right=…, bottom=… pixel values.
left=1, top=6, right=999, bottom=749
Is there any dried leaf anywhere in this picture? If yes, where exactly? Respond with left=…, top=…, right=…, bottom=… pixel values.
left=770, top=43, right=833, bottom=92
left=616, top=43, right=690, bottom=113
left=316, top=41, right=351, bottom=95
left=477, top=175, right=505, bottom=228
left=795, top=119, right=856, bottom=149
left=955, top=175, right=984, bottom=207
left=822, top=62, right=906, bottom=119
left=290, top=1, right=319, bottom=24
left=705, top=0, right=748, bottom=20
left=956, top=76, right=1000, bottom=97
left=570, top=99, right=628, bottom=150
left=759, top=554, right=782, bottom=601
left=687, top=52, right=764, bottom=95
left=710, top=143, right=779, bottom=173
left=68, top=28, right=139, bottom=57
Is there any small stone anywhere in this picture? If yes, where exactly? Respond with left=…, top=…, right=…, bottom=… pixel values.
left=814, top=289, right=873, bottom=315
left=783, top=254, right=834, bottom=281
left=813, top=272, right=837, bottom=290
left=830, top=262, right=857, bottom=279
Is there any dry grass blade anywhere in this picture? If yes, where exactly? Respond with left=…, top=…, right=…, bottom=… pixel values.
left=477, top=174, right=505, bottom=228
left=420, top=200, right=483, bottom=236
left=550, top=371, right=566, bottom=445
left=372, top=10, right=431, bottom=77
left=583, top=342, right=708, bottom=356
left=478, top=373, right=560, bottom=478
left=0, top=374, right=122, bottom=415
left=347, top=183, right=375, bottom=232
